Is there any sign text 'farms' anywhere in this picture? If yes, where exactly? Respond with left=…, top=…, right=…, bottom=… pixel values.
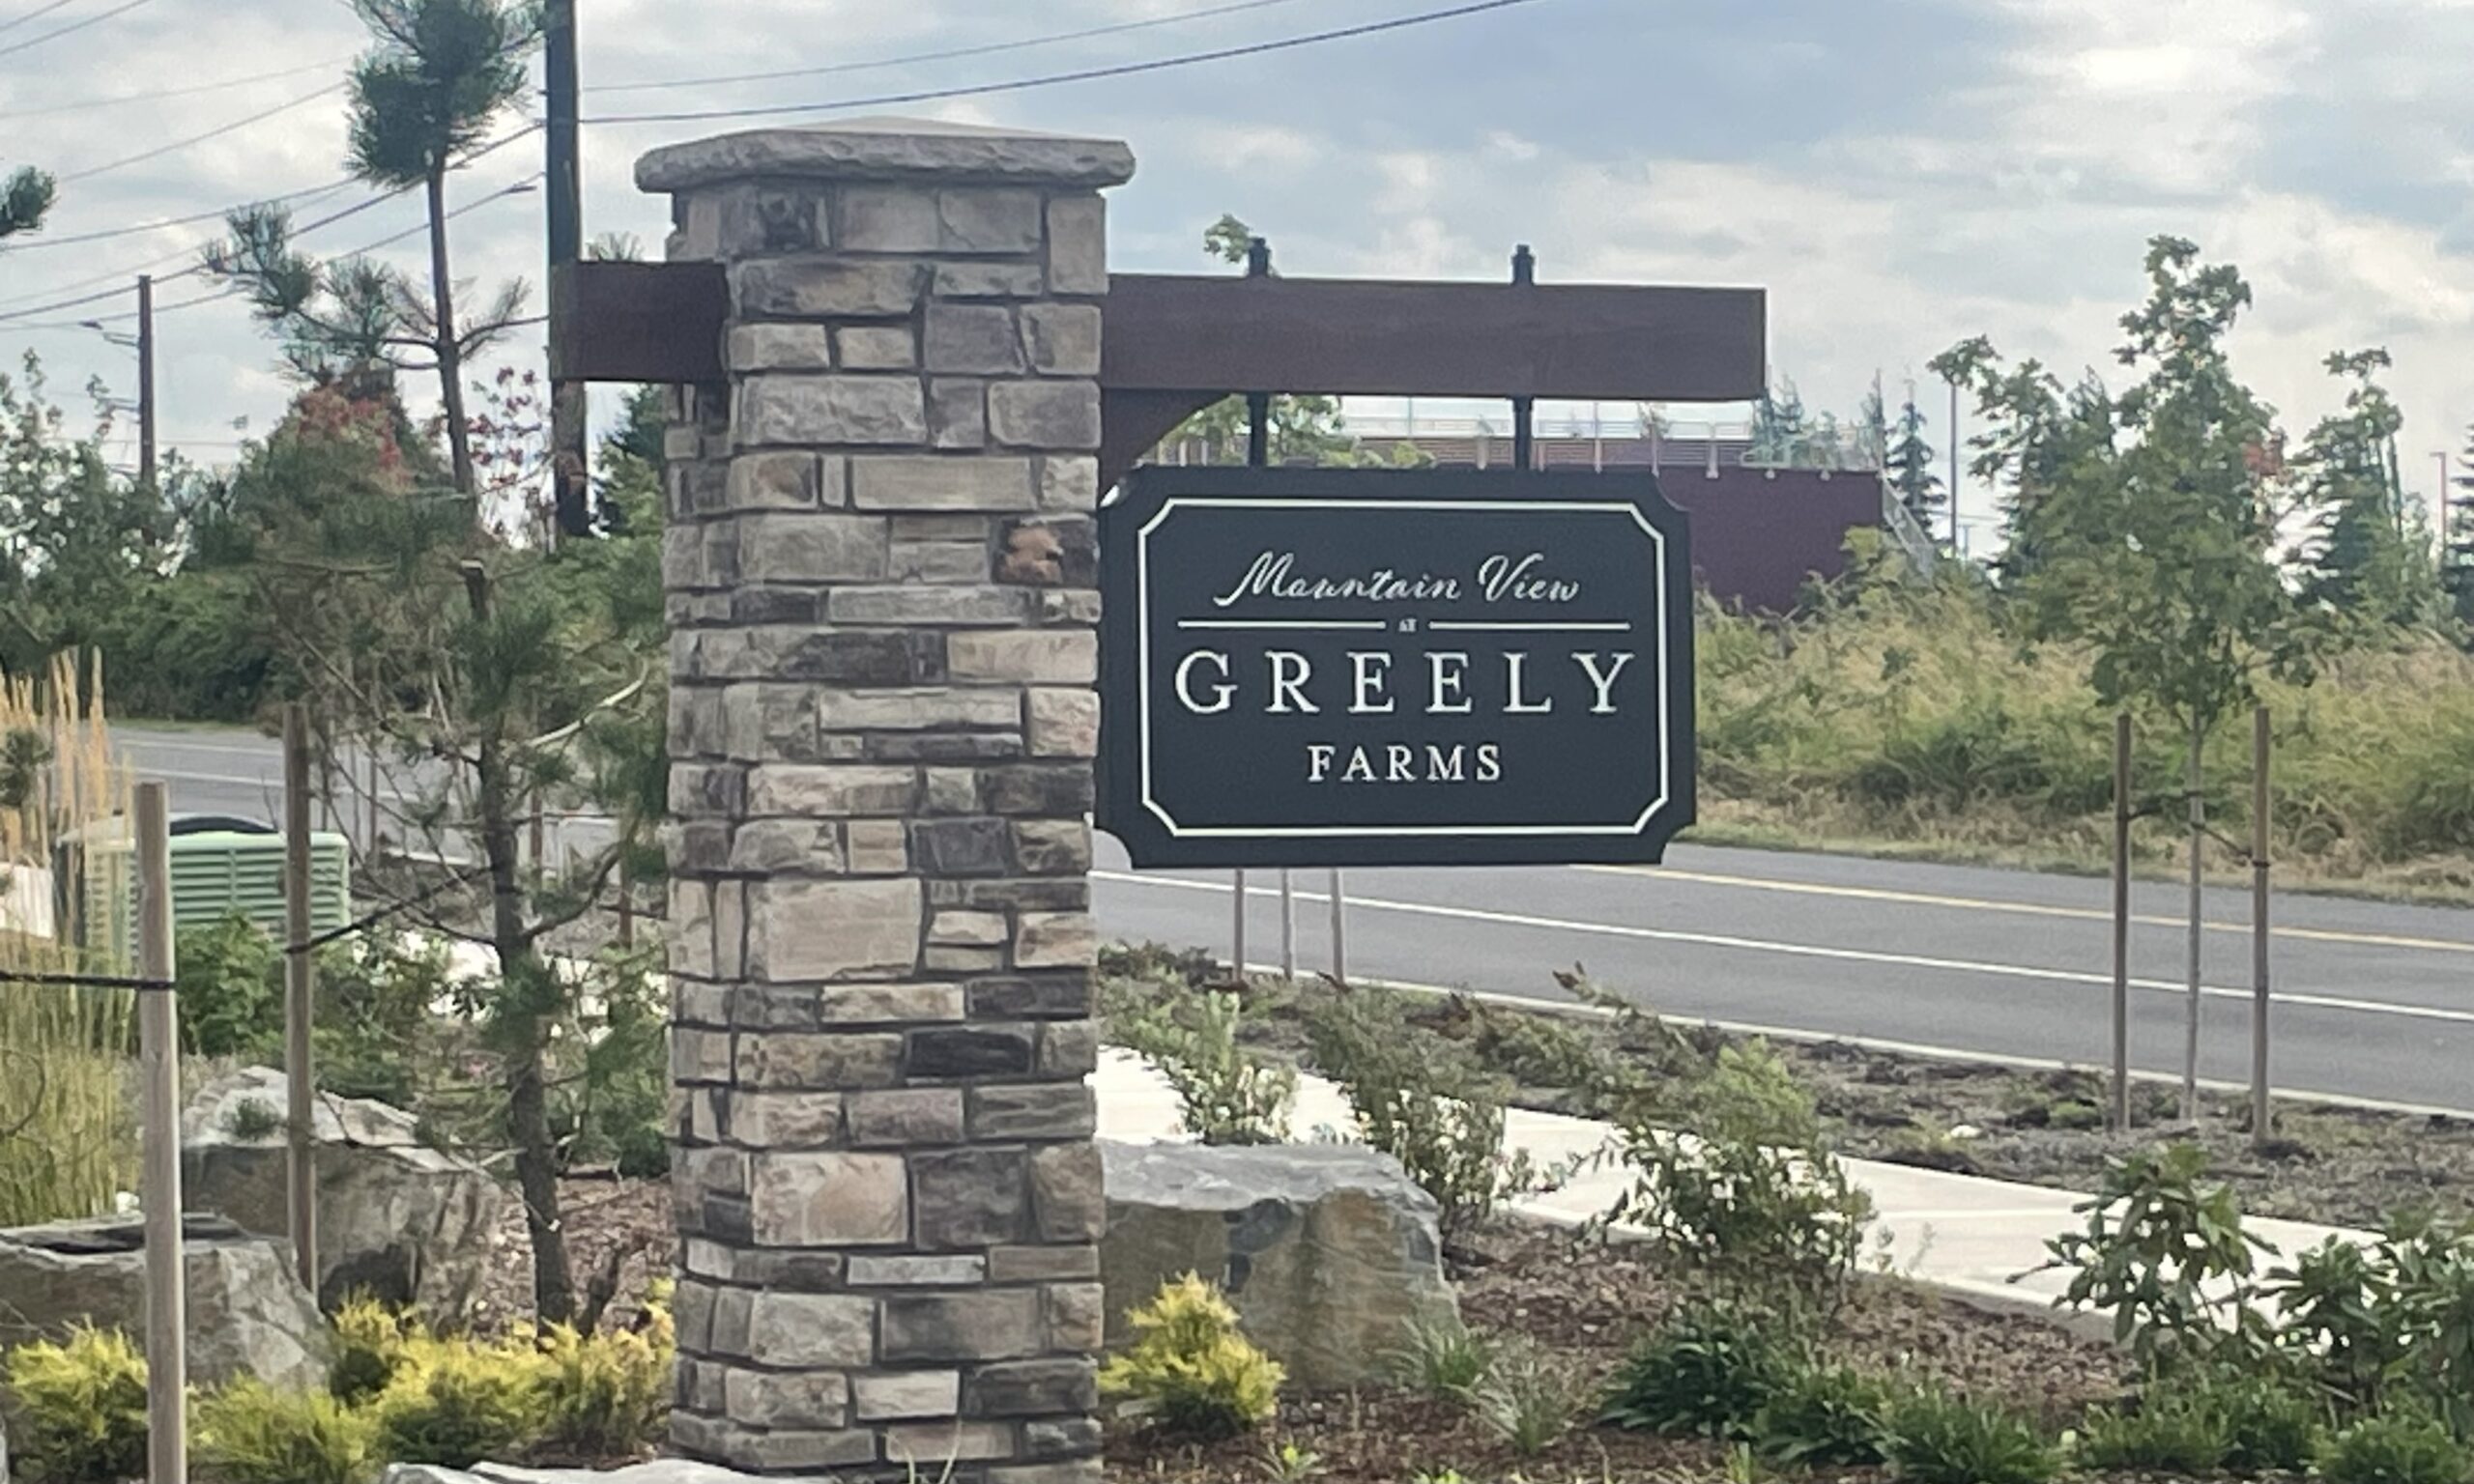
left=1098, top=468, right=1695, bottom=868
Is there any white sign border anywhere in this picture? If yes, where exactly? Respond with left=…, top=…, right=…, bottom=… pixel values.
left=1136, top=496, right=1674, bottom=839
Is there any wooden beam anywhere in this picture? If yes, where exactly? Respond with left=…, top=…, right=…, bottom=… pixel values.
left=550, top=261, right=1766, bottom=405
left=1101, top=273, right=1764, bottom=402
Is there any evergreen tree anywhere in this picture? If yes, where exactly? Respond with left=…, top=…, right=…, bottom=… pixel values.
left=1886, top=386, right=1944, bottom=526
left=0, top=163, right=53, bottom=240
left=2298, top=349, right=2438, bottom=631
left=1748, top=378, right=1809, bottom=464
left=202, top=0, right=536, bottom=498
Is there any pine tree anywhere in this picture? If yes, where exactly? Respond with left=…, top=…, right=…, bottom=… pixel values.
left=2298, top=349, right=2437, bottom=630
left=203, top=0, right=536, bottom=497
left=1749, top=379, right=1809, bottom=464
left=0, top=164, right=53, bottom=240
left=1886, top=388, right=1945, bottom=526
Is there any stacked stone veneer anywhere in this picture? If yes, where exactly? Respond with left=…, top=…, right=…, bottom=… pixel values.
left=644, top=121, right=1133, bottom=1481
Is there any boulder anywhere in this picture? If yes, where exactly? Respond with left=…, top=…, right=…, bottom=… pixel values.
left=1100, top=1141, right=1457, bottom=1388
left=183, top=1067, right=515, bottom=1317
left=0, top=1213, right=331, bottom=1391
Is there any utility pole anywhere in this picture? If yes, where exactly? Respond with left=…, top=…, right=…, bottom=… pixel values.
left=2110, top=713, right=2131, bottom=1131
left=2250, top=704, right=2272, bottom=1150
left=281, top=703, right=318, bottom=1293
left=545, top=0, right=589, bottom=540
left=1510, top=243, right=1536, bottom=470
left=134, top=780, right=186, bottom=1484
left=136, top=274, right=157, bottom=497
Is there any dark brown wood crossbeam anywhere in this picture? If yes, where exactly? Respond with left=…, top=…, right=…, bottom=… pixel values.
left=549, top=261, right=1766, bottom=486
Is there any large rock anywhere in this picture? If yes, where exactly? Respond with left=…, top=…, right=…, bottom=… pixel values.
left=1100, top=1141, right=1457, bottom=1388
left=0, top=1213, right=331, bottom=1390
left=183, top=1067, right=515, bottom=1317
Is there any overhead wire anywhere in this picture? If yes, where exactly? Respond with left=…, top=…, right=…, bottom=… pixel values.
left=54, top=82, right=349, bottom=184
left=0, top=125, right=540, bottom=322
left=0, top=0, right=153, bottom=60
left=583, top=0, right=1550, bottom=126
left=0, top=57, right=350, bottom=121
left=0, top=0, right=75, bottom=36
left=0, top=178, right=355, bottom=254
left=589, top=0, right=1313, bottom=95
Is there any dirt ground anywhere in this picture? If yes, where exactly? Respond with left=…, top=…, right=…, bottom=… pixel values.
left=1102, top=949, right=2474, bottom=1233
left=1101, top=1223, right=2129, bottom=1484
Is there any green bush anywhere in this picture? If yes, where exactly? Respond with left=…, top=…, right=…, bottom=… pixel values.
left=1387, top=1311, right=1493, bottom=1402
left=1881, top=1383, right=2059, bottom=1484
left=367, top=1333, right=549, bottom=1467
left=2041, top=1142, right=2272, bottom=1372
left=327, top=1297, right=412, bottom=1406
left=2267, top=1234, right=2401, bottom=1412
left=2319, top=1408, right=2474, bottom=1484
left=1752, top=1362, right=1892, bottom=1466
left=1098, top=1272, right=1284, bottom=1439
left=194, top=1378, right=378, bottom=1484
left=536, top=1308, right=675, bottom=1456
left=1109, top=985, right=1295, bottom=1146
left=1605, top=1040, right=1871, bottom=1309
left=312, top=933, right=458, bottom=1110
left=2216, top=1371, right=2326, bottom=1474
left=177, top=912, right=282, bottom=1060
left=2074, top=1376, right=2230, bottom=1474
left=1470, top=1339, right=1582, bottom=1457
left=1304, top=983, right=1525, bottom=1239
left=3, top=1326, right=150, bottom=1484
left=1599, top=1300, right=1798, bottom=1440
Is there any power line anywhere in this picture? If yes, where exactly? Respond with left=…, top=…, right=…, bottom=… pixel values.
left=55, top=83, right=348, bottom=185
left=0, top=0, right=153, bottom=60
left=590, top=0, right=1313, bottom=95
left=0, top=125, right=538, bottom=320
left=0, top=178, right=353, bottom=255
left=0, top=0, right=75, bottom=37
left=585, top=0, right=1547, bottom=126
left=0, top=57, right=350, bottom=122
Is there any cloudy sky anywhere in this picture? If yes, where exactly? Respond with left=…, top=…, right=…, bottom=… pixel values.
left=5, top=0, right=2473, bottom=546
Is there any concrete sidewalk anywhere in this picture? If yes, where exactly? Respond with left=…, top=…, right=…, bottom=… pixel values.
left=1093, top=1048, right=2364, bottom=1318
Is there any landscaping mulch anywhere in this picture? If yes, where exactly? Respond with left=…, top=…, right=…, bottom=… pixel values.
left=1103, top=1222, right=2129, bottom=1483
left=474, top=1174, right=674, bottom=1332
left=1108, top=954, right=2474, bottom=1233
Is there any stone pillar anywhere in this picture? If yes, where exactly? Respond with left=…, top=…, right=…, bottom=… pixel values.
left=646, top=119, right=1131, bottom=1481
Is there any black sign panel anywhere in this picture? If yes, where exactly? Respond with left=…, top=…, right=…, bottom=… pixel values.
left=1098, top=467, right=1695, bottom=868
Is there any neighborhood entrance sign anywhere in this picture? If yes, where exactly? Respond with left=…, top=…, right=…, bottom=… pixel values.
left=1098, top=467, right=1695, bottom=868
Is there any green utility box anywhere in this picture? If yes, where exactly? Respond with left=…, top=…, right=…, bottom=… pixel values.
left=55, top=815, right=352, bottom=961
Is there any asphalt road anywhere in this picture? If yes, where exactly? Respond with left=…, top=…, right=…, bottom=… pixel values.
left=120, top=726, right=2474, bottom=1114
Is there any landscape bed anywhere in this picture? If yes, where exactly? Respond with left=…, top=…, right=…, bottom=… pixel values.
left=1100, top=944, right=2474, bottom=1233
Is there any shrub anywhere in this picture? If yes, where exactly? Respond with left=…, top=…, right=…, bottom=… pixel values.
left=2377, top=1214, right=2474, bottom=1437
left=1098, top=1273, right=1284, bottom=1439
left=2319, top=1408, right=2474, bottom=1484
left=1752, top=1362, right=1892, bottom=1466
left=1600, top=1300, right=1798, bottom=1440
left=1387, top=1311, right=1492, bottom=1402
left=1881, top=1383, right=2059, bottom=1484
left=3, top=1326, right=150, bottom=1484
left=2073, top=1377, right=2230, bottom=1474
left=2040, top=1142, right=2272, bottom=1372
left=1470, top=1339, right=1582, bottom=1457
left=1604, top=1040, right=1870, bottom=1309
left=328, top=1297, right=413, bottom=1405
left=2267, top=1233, right=2401, bottom=1412
left=1304, top=983, right=1526, bottom=1239
left=1111, top=986, right=1295, bottom=1146
left=368, top=1333, right=550, bottom=1467
left=177, top=912, right=282, bottom=1060
left=194, top=1378, right=378, bottom=1484
left=536, top=1314, right=675, bottom=1456
left=2216, top=1371, right=2325, bottom=1474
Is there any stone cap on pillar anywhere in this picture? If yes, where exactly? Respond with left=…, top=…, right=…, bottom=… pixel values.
left=636, top=115, right=1137, bottom=191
